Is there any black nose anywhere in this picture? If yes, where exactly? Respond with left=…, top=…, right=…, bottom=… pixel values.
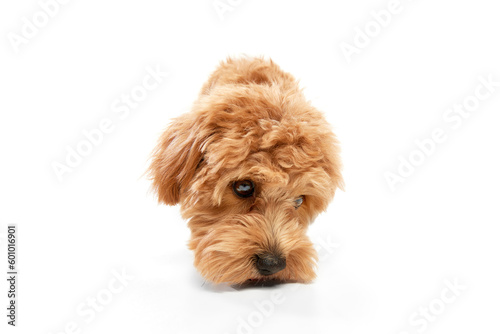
left=255, top=253, right=286, bottom=276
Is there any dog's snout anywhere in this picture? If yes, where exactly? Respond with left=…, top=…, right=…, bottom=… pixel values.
left=255, top=253, right=286, bottom=276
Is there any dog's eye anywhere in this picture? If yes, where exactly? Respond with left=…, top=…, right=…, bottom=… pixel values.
left=294, top=196, right=304, bottom=209
left=233, top=180, right=255, bottom=198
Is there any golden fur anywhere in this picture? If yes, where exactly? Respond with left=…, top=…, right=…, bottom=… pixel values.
left=149, top=57, right=343, bottom=284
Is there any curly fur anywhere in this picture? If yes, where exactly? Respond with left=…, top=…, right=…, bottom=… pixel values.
left=149, top=57, right=343, bottom=284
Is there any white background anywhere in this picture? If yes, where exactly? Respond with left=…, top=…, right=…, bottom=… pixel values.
left=1, top=0, right=499, bottom=333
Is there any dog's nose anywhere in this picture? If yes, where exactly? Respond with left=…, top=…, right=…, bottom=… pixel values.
left=255, top=253, right=286, bottom=276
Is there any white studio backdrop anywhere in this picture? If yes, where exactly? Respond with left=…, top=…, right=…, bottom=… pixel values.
left=1, top=0, right=499, bottom=333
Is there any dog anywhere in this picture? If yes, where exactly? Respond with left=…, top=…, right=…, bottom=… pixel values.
left=148, top=57, right=343, bottom=284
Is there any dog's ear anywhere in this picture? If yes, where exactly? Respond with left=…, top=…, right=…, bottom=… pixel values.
left=148, top=113, right=205, bottom=205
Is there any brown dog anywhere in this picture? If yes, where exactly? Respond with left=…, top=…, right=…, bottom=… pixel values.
left=149, top=57, right=343, bottom=284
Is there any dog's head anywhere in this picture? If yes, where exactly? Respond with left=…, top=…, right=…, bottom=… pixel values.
left=149, top=73, right=342, bottom=285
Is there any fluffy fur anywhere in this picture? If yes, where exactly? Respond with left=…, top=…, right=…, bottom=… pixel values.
left=149, top=57, right=343, bottom=284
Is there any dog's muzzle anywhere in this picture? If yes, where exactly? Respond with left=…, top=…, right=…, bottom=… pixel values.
left=255, top=253, right=286, bottom=276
